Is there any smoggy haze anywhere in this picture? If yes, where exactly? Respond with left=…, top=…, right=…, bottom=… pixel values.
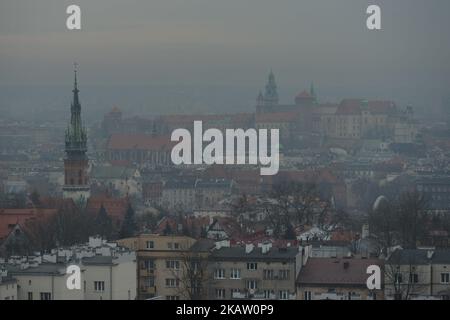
left=0, top=0, right=449, bottom=118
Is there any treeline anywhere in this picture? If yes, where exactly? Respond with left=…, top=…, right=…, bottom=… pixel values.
left=3, top=197, right=137, bottom=257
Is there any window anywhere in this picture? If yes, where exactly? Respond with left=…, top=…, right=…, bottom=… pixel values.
left=144, top=259, right=155, bottom=270
left=230, top=269, right=241, bottom=279
left=230, top=288, right=240, bottom=297
left=40, top=292, right=51, bottom=300
left=409, top=273, right=419, bottom=283
left=94, top=281, right=105, bottom=292
left=174, top=242, right=180, bottom=250
left=215, top=289, right=226, bottom=299
left=145, top=277, right=155, bottom=287
left=166, top=295, right=180, bottom=300
left=168, top=242, right=173, bottom=249
left=214, top=269, right=225, bottom=279
left=263, top=290, right=274, bottom=299
left=246, top=280, right=257, bottom=290
left=247, top=262, right=257, bottom=270
left=279, top=290, right=289, bottom=300
left=278, top=269, right=290, bottom=280
left=394, top=273, right=403, bottom=283
left=304, top=291, right=312, bottom=300
left=165, top=278, right=179, bottom=288
left=263, top=269, right=274, bottom=280
left=146, top=241, right=154, bottom=249
left=441, top=273, right=450, bottom=284
left=166, top=260, right=180, bottom=270
left=27, top=292, right=33, bottom=300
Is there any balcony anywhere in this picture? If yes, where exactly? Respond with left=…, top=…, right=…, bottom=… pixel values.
left=232, top=292, right=248, bottom=299
left=313, top=292, right=361, bottom=300
left=140, top=268, right=155, bottom=277
left=232, top=291, right=295, bottom=300
left=140, top=286, right=156, bottom=295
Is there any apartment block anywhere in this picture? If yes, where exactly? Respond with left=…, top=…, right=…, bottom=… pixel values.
left=208, top=243, right=309, bottom=300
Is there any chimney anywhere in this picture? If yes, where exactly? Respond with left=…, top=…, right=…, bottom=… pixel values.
left=245, top=243, right=254, bottom=254
left=261, top=242, right=272, bottom=254
left=427, top=250, right=434, bottom=260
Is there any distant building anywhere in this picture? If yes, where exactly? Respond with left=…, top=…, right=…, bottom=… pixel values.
left=90, top=165, right=142, bottom=198
left=106, top=134, right=174, bottom=167
left=415, top=176, right=450, bottom=214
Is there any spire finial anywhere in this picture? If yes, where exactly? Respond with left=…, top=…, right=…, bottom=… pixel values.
left=73, top=62, right=78, bottom=90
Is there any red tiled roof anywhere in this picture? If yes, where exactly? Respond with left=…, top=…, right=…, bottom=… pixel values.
left=337, top=99, right=362, bottom=115
left=107, top=134, right=175, bottom=151
left=296, top=90, right=312, bottom=99
left=86, top=196, right=129, bottom=221
left=0, top=208, right=57, bottom=240
left=297, top=258, right=384, bottom=285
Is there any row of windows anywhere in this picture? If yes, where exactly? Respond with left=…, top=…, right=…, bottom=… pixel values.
left=394, top=272, right=450, bottom=284
left=215, top=288, right=290, bottom=300
left=145, top=241, right=181, bottom=250
left=165, top=278, right=180, bottom=288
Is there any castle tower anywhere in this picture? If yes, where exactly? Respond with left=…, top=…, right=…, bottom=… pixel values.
left=63, top=64, right=90, bottom=204
left=263, top=70, right=279, bottom=107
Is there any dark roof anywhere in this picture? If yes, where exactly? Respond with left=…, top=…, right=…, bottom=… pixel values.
left=211, top=246, right=299, bottom=261
left=81, top=256, right=115, bottom=266
left=165, top=178, right=197, bottom=189
left=387, top=249, right=450, bottom=265
left=195, top=179, right=233, bottom=189
left=297, top=258, right=384, bottom=286
left=190, top=239, right=216, bottom=252
left=6, top=263, right=66, bottom=276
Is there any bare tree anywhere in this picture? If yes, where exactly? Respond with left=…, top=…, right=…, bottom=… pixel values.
left=168, top=249, right=215, bottom=300
left=260, top=182, right=331, bottom=239
left=385, top=250, right=429, bottom=300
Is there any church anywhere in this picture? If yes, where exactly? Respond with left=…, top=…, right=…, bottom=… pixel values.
left=62, top=65, right=90, bottom=204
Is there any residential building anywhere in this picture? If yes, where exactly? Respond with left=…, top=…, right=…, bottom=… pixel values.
left=1, top=237, right=136, bottom=300
left=297, top=257, right=384, bottom=300
left=385, top=248, right=450, bottom=300
left=118, top=234, right=206, bottom=300
left=0, top=268, right=17, bottom=300
left=208, top=242, right=309, bottom=300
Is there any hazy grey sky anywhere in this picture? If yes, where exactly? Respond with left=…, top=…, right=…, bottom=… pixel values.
left=0, top=0, right=449, bottom=108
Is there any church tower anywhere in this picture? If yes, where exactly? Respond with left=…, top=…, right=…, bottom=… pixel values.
left=63, top=64, right=90, bottom=204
